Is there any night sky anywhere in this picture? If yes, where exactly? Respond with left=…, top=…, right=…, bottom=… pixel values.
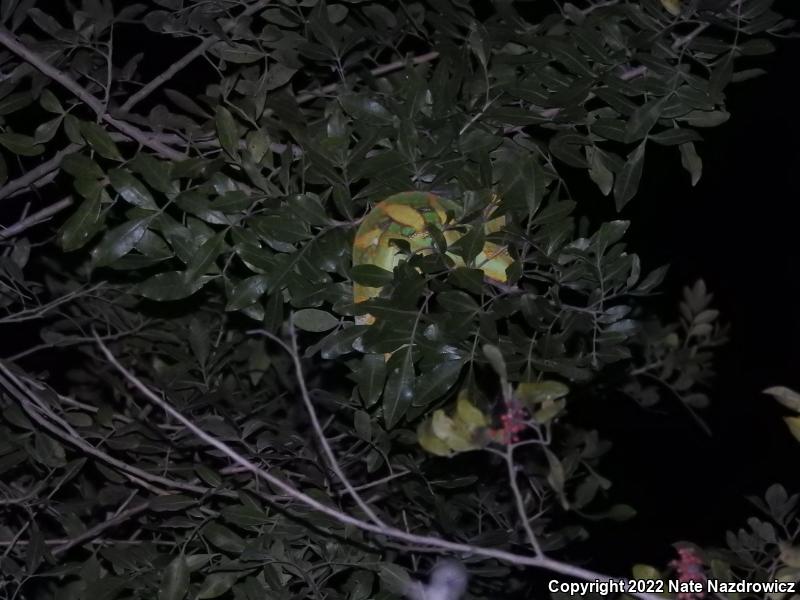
left=574, top=0, right=800, bottom=574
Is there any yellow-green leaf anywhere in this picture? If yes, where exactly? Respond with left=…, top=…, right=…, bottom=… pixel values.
left=418, top=420, right=451, bottom=456
left=632, top=564, right=660, bottom=580
left=784, top=416, right=800, bottom=443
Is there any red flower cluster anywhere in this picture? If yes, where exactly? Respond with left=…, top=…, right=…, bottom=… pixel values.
left=488, top=401, right=528, bottom=444
left=669, top=547, right=707, bottom=600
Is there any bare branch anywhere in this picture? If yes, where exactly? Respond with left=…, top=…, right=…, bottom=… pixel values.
left=0, top=27, right=183, bottom=160
left=250, top=324, right=386, bottom=527
left=93, top=335, right=666, bottom=600
left=294, top=51, right=440, bottom=106
left=0, top=196, right=73, bottom=240
left=120, top=0, right=271, bottom=113
left=0, top=365, right=209, bottom=496
left=506, top=444, right=543, bottom=556
left=0, top=144, right=81, bottom=201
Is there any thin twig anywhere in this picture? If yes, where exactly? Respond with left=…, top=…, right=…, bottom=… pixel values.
left=120, top=0, right=270, bottom=113
left=0, top=144, right=81, bottom=201
left=250, top=324, right=386, bottom=527
left=52, top=501, right=150, bottom=556
left=93, top=334, right=667, bottom=600
left=0, top=27, right=183, bottom=160
left=0, top=196, right=73, bottom=240
left=506, top=444, right=543, bottom=556
left=0, top=366, right=209, bottom=496
left=293, top=51, right=440, bottom=105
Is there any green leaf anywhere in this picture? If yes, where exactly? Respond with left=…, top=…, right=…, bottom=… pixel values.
left=413, top=359, right=464, bottom=407
left=383, top=351, right=415, bottom=428
left=681, top=110, right=730, bottom=128
left=649, top=128, right=702, bottom=146
left=135, top=271, right=211, bottom=301
left=625, top=95, right=669, bottom=142
left=59, top=195, right=100, bottom=251
left=354, top=410, right=372, bottom=441
left=613, top=140, right=646, bottom=211
left=215, top=106, right=239, bottom=158
left=159, top=554, right=189, bottom=600
left=339, top=95, right=393, bottom=125
left=34, top=116, right=62, bottom=143
left=764, top=386, right=800, bottom=412
left=355, top=353, right=387, bottom=406
left=62, top=153, right=104, bottom=179
left=130, top=154, right=175, bottom=194
left=544, top=447, right=568, bottom=509
left=293, top=308, right=339, bottom=332
left=783, top=417, right=800, bottom=443
left=482, top=344, right=507, bottom=381
left=201, top=523, right=245, bottom=554
left=185, top=231, right=226, bottom=281
left=0, top=91, right=32, bottom=115
left=196, top=573, right=238, bottom=600
left=40, top=89, right=64, bottom=113
left=632, top=564, right=661, bottom=580
left=587, top=146, right=613, bottom=196
left=150, top=495, right=197, bottom=512
left=437, top=290, right=479, bottom=313
left=226, top=275, right=269, bottom=311
left=450, top=226, right=484, bottom=265
left=108, top=169, right=158, bottom=209
left=0, top=132, right=44, bottom=156
left=80, top=121, right=123, bottom=161
left=352, top=264, right=394, bottom=287
left=91, top=217, right=151, bottom=267
left=379, top=564, right=411, bottom=595
left=679, top=141, right=702, bottom=187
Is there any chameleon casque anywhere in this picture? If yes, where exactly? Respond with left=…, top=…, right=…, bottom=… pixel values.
left=352, top=190, right=513, bottom=326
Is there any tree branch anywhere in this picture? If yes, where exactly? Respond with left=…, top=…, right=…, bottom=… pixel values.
left=0, top=196, right=73, bottom=240
left=0, top=27, right=183, bottom=160
left=93, top=335, right=666, bottom=600
left=0, top=144, right=81, bottom=201
left=120, top=0, right=271, bottom=113
left=250, top=324, right=386, bottom=527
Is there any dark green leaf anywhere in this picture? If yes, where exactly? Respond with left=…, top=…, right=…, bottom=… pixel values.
left=383, top=351, right=415, bottom=428
left=613, top=141, right=646, bottom=211
left=355, top=353, right=387, bottom=406
left=0, top=132, right=44, bottom=156
left=108, top=169, right=158, bottom=209
left=185, top=231, right=226, bottom=281
left=226, top=275, right=269, bottom=311
left=80, top=121, right=123, bottom=161
left=135, top=271, right=211, bottom=301
left=352, top=264, right=394, bottom=287
left=293, top=308, right=339, bottom=332
left=159, top=554, right=189, bottom=600
left=59, top=195, right=100, bottom=251
left=679, top=141, right=702, bottom=186
left=413, top=359, right=463, bottom=407
left=215, top=106, right=239, bottom=158
left=625, top=95, right=669, bottom=142
left=91, top=217, right=151, bottom=267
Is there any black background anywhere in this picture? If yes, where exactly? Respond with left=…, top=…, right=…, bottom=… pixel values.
left=573, top=0, right=800, bottom=575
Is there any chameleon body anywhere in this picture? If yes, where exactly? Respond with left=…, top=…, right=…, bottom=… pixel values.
left=352, top=191, right=512, bottom=325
